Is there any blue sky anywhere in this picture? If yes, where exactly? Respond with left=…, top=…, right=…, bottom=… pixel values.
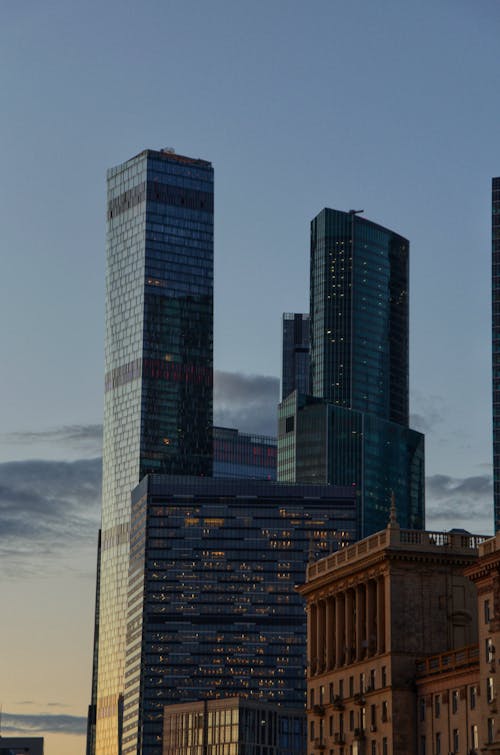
left=1, top=1, right=499, bottom=752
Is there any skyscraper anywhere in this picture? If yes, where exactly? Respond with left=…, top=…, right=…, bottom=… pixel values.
left=493, top=177, right=500, bottom=530
left=278, top=208, right=424, bottom=535
left=281, top=312, right=310, bottom=400
left=95, top=149, right=214, bottom=755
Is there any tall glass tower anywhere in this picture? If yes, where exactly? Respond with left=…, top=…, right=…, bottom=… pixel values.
left=281, top=313, right=310, bottom=400
left=493, top=177, right=500, bottom=530
left=278, top=208, right=424, bottom=536
left=95, top=149, right=213, bottom=755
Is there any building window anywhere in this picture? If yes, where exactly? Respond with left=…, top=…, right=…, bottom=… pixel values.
left=471, top=724, right=478, bottom=748
left=452, top=689, right=458, bottom=714
left=320, top=685, right=325, bottom=705
left=488, top=718, right=495, bottom=744
left=329, top=682, right=334, bottom=703
left=419, top=697, right=426, bottom=721
left=329, top=715, right=333, bottom=736
left=452, top=729, right=459, bottom=752
left=381, top=666, right=387, bottom=687
left=381, top=701, right=388, bottom=722
left=349, top=676, right=354, bottom=697
left=420, top=735, right=426, bottom=755
left=485, top=598, right=491, bottom=623
left=370, top=668, right=376, bottom=690
left=434, top=694, right=441, bottom=718
left=349, top=710, right=355, bottom=731
left=370, top=704, right=376, bottom=728
left=310, top=688, right=315, bottom=708
left=435, top=732, right=441, bottom=755
left=382, top=737, right=388, bottom=755
left=488, top=637, right=496, bottom=663
left=371, top=742, right=376, bottom=755
left=488, top=677, right=495, bottom=704
left=339, top=679, right=344, bottom=699
left=339, top=713, right=344, bottom=736
left=470, top=685, right=477, bottom=710
left=310, top=720, right=315, bottom=741
left=360, top=672, right=365, bottom=694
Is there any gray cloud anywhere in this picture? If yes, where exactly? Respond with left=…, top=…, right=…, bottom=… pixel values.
left=410, top=392, right=445, bottom=434
left=214, top=370, right=279, bottom=437
left=1, top=424, right=103, bottom=455
left=425, top=473, right=493, bottom=531
left=2, top=711, right=86, bottom=735
left=0, top=457, right=101, bottom=575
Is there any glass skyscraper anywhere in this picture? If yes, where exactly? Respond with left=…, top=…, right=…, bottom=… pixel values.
left=213, top=425, right=277, bottom=479
left=95, top=149, right=213, bottom=755
left=122, top=476, right=357, bottom=755
left=493, top=177, right=500, bottom=530
left=279, top=208, right=424, bottom=535
left=281, top=313, right=310, bottom=400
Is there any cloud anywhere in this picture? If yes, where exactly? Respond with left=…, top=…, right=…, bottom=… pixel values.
left=214, top=370, right=279, bottom=437
left=410, top=391, right=446, bottom=434
left=425, top=472, right=493, bottom=532
left=1, top=424, right=103, bottom=456
left=1, top=711, right=86, bottom=735
left=0, top=457, right=101, bottom=576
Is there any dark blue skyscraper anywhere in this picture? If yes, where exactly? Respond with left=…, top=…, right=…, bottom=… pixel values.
left=282, top=312, right=310, bottom=400
left=493, top=177, right=500, bottom=530
left=95, top=149, right=213, bottom=755
left=279, top=209, right=424, bottom=535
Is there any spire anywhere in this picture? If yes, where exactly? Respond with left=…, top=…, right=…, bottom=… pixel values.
left=388, top=491, right=399, bottom=530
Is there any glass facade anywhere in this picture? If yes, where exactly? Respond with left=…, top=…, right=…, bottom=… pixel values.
left=278, top=393, right=424, bottom=534
left=310, top=209, right=408, bottom=425
left=213, top=426, right=277, bottom=480
left=282, top=313, right=310, bottom=401
left=122, top=476, right=357, bottom=755
left=96, top=149, right=214, bottom=755
left=493, top=177, right=500, bottom=530
left=280, top=208, right=425, bottom=536
left=162, top=697, right=306, bottom=754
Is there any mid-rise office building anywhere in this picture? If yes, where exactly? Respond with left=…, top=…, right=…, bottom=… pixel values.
left=95, top=149, right=214, bottom=755
left=279, top=209, right=424, bottom=535
left=162, top=697, right=306, bottom=754
left=122, top=476, right=357, bottom=755
left=282, top=313, right=310, bottom=400
left=213, top=425, right=277, bottom=479
left=493, top=177, right=500, bottom=531
left=0, top=738, right=44, bottom=755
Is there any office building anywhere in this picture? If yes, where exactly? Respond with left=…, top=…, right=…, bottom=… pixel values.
left=122, top=475, right=357, bottom=755
left=213, top=426, right=277, bottom=479
left=493, top=177, right=500, bottom=531
left=298, top=513, right=486, bottom=754
left=282, top=313, right=310, bottom=400
left=162, top=697, right=306, bottom=754
left=278, top=392, right=424, bottom=534
left=0, top=739, right=43, bottom=755
left=279, top=208, right=424, bottom=535
left=95, top=149, right=214, bottom=755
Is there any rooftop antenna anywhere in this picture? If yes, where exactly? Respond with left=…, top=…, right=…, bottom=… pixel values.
left=348, top=209, right=364, bottom=215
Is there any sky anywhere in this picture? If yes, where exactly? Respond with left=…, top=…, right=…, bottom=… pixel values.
left=0, top=1, right=499, bottom=752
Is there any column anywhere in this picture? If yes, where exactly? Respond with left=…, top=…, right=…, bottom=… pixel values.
left=310, top=603, right=317, bottom=675
left=366, top=580, right=376, bottom=657
left=335, top=593, right=345, bottom=666
left=356, top=584, right=366, bottom=661
left=317, top=600, right=326, bottom=673
left=377, top=576, right=386, bottom=653
left=326, top=596, right=335, bottom=670
left=345, top=589, right=354, bottom=664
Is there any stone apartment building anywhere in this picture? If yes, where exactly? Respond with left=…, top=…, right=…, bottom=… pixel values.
left=298, top=510, right=499, bottom=755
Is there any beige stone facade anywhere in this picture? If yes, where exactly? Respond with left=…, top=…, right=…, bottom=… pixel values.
left=298, top=521, right=485, bottom=755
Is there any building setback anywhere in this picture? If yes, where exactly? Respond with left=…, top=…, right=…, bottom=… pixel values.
left=122, top=475, right=357, bottom=755
left=94, top=149, right=214, bottom=755
left=493, top=176, right=500, bottom=531
left=279, top=209, right=425, bottom=535
left=282, top=312, right=310, bottom=400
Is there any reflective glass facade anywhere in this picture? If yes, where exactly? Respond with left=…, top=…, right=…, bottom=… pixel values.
left=122, top=476, right=357, bottom=755
left=282, top=313, right=310, bottom=401
left=162, top=697, right=306, bottom=754
left=278, top=393, right=424, bottom=534
left=96, top=150, right=213, bottom=755
left=310, top=209, right=408, bottom=425
left=493, top=178, right=500, bottom=530
left=213, top=426, right=277, bottom=480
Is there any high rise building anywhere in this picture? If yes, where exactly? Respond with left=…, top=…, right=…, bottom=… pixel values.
left=282, top=312, right=310, bottom=400
left=493, top=177, right=500, bottom=530
left=95, top=149, right=214, bottom=755
left=279, top=209, right=425, bottom=535
left=122, top=475, right=357, bottom=755
left=213, top=425, right=277, bottom=479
